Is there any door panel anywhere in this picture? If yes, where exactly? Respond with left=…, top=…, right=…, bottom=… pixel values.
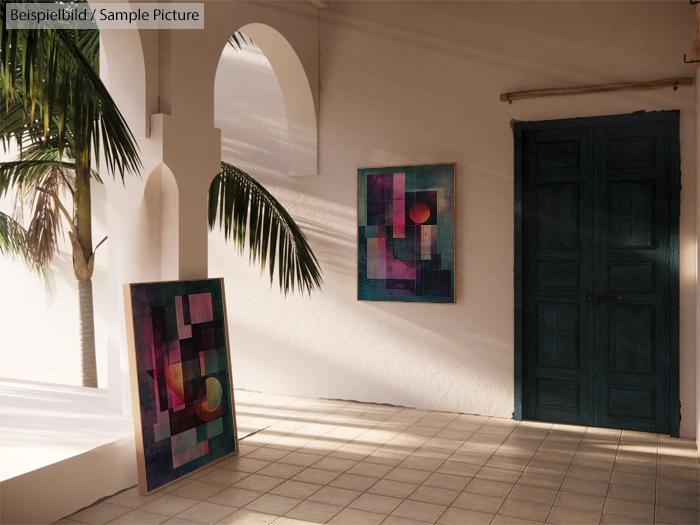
left=515, top=112, right=679, bottom=435
left=522, top=127, right=594, bottom=427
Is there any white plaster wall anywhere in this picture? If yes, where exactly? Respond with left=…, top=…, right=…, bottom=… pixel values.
left=0, top=175, right=110, bottom=387
left=211, top=1, right=698, bottom=437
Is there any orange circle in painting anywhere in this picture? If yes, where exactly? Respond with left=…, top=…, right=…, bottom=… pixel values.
left=409, top=202, right=431, bottom=224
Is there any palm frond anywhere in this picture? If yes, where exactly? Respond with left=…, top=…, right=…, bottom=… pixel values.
left=0, top=0, right=141, bottom=180
left=26, top=167, right=64, bottom=265
left=228, top=31, right=251, bottom=50
left=0, top=210, right=42, bottom=272
left=209, top=162, right=322, bottom=295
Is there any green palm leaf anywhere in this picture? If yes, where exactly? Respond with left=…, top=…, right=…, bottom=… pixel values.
left=0, top=210, right=41, bottom=272
left=209, top=162, right=322, bottom=295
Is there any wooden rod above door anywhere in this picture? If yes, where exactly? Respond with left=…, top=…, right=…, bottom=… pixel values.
left=500, top=77, right=694, bottom=104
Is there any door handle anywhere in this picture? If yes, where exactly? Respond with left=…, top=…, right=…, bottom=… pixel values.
left=587, top=294, right=623, bottom=302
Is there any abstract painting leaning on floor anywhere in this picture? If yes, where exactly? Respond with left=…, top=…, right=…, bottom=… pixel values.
left=124, top=279, right=238, bottom=494
left=358, top=163, right=455, bottom=303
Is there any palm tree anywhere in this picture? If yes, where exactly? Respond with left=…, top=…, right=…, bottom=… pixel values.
left=0, top=2, right=322, bottom=387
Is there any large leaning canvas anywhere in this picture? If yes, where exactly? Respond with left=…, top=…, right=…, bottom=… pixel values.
left=124, top=278, right=238, bottom=494
left=358, top=163, right=455, bottom=303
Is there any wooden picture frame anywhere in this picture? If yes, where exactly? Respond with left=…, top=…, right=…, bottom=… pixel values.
left=357, top=163, right=456, bottom=303
left=124, top=278, right=238, bottom=494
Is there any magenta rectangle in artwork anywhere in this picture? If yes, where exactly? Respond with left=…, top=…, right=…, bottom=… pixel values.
left=189, top=293, right=213, bottom=324
left=393, top=173, right=405, bottom=238
left=385, top=240, right=415, bottom=280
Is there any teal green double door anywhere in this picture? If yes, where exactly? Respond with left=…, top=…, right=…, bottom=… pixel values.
left=514, top=112, right=680, bottom=436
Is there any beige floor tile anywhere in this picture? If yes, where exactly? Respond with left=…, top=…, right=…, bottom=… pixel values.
left=434, top=428, right=472, bottom=441
left=107, top=510, right=169, bottom=524
left=398, top=455, right=445, bottom=472
left=475, top=466, right=521, bottom=483
left=603, top=497, right=654, bottom=521
left=161, top=518, right=202, bottom=525
left=437, top=507, right=493, bottom=525
left=508, top=484, right=558, bottom=506
left=350, top=493, right=404, bottom=514
left=567, top=466, right=612, bottom=483
left=244, top=494, right=302, bottom=515
left=435, top=460, right=480, bottom=477
left=368, top=479, right=419, bottom=498
left=312, top=456, right=358, bottom=472
left=547, top=505, right=601, bottom=525
left=451, top=491, right=504, bottom=513
left=554, top=491, right=604, bottom=513
left=422, top=472, right=471, bottom=491
left=270, top=518, right=317, bottom=525
left=464, top=478, right=514, bottom=497
left=485, top=455, right=531, bottom=472
left=105, top=487, right=163, bottom=509
left=175, top=502, right=237, bottom=524
left=327, top=508, right=387, bottom=525
left=291, top=468, right=340, bottom=485
left=216, top=509, right=277, bottom=525
left=69, top=503, right=131, bottom=524
left=408, top=485, right=460, bottom=506
left=140, top=495, right=200, bottom=517
left=329, top=473, right=378, bottom=491
left=222, top=458, right=271, bottom=474
left=657, top=489, right=699, bottom=510
left=655, top=505, right=700, bottom=524
left=384, top=467, right=431, bottom=484
left=366, top=450, right=409, bottom=467
left=232, top=474, right=284, bottom=493
left=206, top=487, right=263, bottom=507
left=606, top=483, right=654, bottom=503
left=609, top=471, right=655, bottom=490
left=198, top=470, right=250, bottom=486
left=518, top=473, right=564, bottom=491
left=278, top=452, right=325, bottom=468
left=391, top=499, right=447, bottom=523
left=613, top=461, right=656, bottom=477
left=170, top=481, right=226, bottom=501
left=270, top=480, right=323, bottom=499
left=600, top=513, right=652, bottom=524
left=560, top=476, right=608, bottom=497
left=246, top=448, right=291, bottom=463
left=346, top=462, right=393, bottom=478
left=284, top=501, right=342, bottom=523
left=491, top=513, right=543, bottom=525
left=656, top=476, right=700, bottom=495
left=526, top=461, right=568, bottom=476
left=499, top=498, right=550, bottom=521
left=308, top=486, right=362, bottom=506
left=448, top=451, right=490, bottom=466
left=380, top=516, right=432, bottom=525
left=257, top=463, right=306, bottom=480
left=656, top=464, right=700, bottom=482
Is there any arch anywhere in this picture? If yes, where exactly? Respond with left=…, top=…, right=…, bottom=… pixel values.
left=144, top=164, right=179, bottom=280
left=94, top=8, right=149, bottom=138
left=215, top=23, right=318, bottom=177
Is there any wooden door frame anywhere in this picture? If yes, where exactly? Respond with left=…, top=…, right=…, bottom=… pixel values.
left=513, top=111, right=680, bottom=437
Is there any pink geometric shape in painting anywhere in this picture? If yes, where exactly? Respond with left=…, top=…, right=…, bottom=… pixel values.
left=189, top=293, right=213, bottom=324
left=393, top=172, right=405, bottom=238
left=175, top=296, right=192, bottom=339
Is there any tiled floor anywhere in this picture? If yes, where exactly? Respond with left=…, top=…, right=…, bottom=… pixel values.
left=58, top=391, right=699, bottom=525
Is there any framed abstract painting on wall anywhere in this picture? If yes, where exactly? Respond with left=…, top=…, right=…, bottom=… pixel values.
left=124, top=278, right=238, bottom=494
left=358, top=163, right=455, bottom=303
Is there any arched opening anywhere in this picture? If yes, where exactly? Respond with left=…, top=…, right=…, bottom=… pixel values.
left=216, top=23, right=318, bottom=178
left=144, top=164, right=179, bottom=281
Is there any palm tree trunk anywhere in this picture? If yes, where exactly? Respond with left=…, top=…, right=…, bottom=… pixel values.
left=73, top=164, right=98, bottom=388
left=78, top=279, right=98, bottom=388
